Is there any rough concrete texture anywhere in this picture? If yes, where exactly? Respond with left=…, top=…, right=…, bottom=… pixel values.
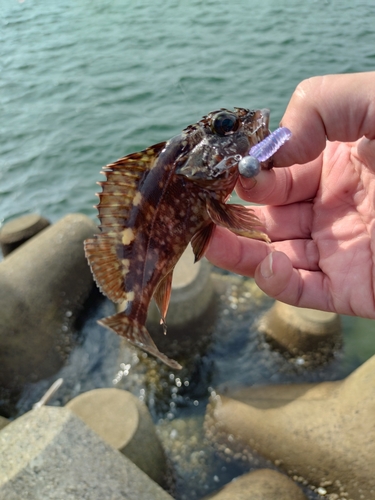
left=0, top=406, right=173, bottom=500
left=0, top=214, right=51, bottom=256
left=0, top=416, right=9, bottom=431
left=205, top=355, right=375, bottom=500
left=203, top=469, right=307, bottom=500
left=0, top=213, right=97, bottom=394
left=258, top=301, right=342, bottom=359
left=66, top=388, right=167, bottom=486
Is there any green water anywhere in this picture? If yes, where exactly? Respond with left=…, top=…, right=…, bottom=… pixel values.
left=1, top=0, right=375, bottom=223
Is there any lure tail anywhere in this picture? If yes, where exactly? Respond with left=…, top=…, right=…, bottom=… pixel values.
left=99, top=312, right=182, bottom=370
left=249, top=127, right=292, bottom=162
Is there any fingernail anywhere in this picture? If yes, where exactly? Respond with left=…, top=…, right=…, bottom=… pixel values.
left=239, top=176, right=257, bottom=190
left=260, top=252, right=274, bottom=279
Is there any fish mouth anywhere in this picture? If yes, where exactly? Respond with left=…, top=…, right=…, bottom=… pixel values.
left=238, top=107, right=271, bottom=147
left=244, top=108, right=271, bottom=146
left=242, top=108, right=273, bottom=170
left=249, top=108, right=270, bottom=137
left=259, top=108, right=270, bottom=130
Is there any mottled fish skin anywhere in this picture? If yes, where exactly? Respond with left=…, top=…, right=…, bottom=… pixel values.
left=84, top=107, right=272, bottom=370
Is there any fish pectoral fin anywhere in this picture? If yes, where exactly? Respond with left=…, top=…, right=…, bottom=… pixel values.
left=191, top=223, right=215, bottom=262
left=84, top=235, right=126, bottom=303
left=153, top=270, right=174, bottom=328
left=206, top=199, right=270, bottom=243
left=99, top=313, right=182, bottom=370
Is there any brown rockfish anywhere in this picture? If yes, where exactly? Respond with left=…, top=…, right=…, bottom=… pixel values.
left=84, top=108, right=272, bottom=369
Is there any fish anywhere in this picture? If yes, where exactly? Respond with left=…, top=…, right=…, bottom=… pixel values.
left=84, top=107, right=272, bottom=370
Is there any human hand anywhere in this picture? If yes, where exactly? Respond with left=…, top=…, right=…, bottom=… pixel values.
left=206, top=73, right=375, bottom=318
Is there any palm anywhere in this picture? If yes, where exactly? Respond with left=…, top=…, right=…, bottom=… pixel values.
left=307, top=140, right=375, bottom=316
left=206, top=138, right=375, bottom=318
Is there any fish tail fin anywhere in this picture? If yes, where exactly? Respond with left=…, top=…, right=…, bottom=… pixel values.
left=98, top=312, right=182, bottom=370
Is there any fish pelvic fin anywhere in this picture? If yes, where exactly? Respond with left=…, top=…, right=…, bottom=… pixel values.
left=191, top=222, right=215, bottom=262
left=153, top=270, right=174, bottom=327
left=99, top=312, right=182, bottom=370
left=206, top=198, right=270, bottom=243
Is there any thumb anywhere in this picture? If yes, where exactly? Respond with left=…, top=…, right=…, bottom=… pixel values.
left=255, top=251, right=331, bottom=312
left=255, top=251, right=295, bottom=301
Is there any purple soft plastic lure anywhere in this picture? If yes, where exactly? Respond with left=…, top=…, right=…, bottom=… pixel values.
left=238, top=126, right=292, bottom=178
left=249, top=126, right=292, bottom=161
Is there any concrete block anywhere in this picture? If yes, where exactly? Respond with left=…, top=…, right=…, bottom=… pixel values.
left=0, top=416, right=9, bottom=431
left=203, top=469, right=307, bottom=500
left=66, top=388, right=167, bottom=486
left=0, top=214, right=50, bottom=257
left=258, top=301, right=342, bottom=363
left=205, top=355, right=375, bottom=499
left=0, top=214, right=97, bottom=396
left=0, top=406, right=173, bottom=500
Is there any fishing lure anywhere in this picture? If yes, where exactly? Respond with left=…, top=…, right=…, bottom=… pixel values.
left=238, top=126, right=292, bottom=178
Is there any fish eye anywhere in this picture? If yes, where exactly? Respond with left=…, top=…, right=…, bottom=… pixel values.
left=212, top=112, right=240, bottom=136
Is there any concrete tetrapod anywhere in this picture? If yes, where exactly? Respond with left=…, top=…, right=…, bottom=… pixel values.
left=0, top=213, right=97, bottom=398
left=0, top=417, right=9, bottom=431
left=258, top=301, right=342, bottom=364
left=203, top=469, right=308, bottom=500
left=205, top=355, right=375, bottom=499
left=66, top=388, right=167, bottom=486
left=0, top=406, right=173, bottom=500
left=0, top=214, right=51, bottom=257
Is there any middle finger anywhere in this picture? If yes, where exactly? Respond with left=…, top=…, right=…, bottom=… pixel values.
left=250, top=201, right=314, bottom=241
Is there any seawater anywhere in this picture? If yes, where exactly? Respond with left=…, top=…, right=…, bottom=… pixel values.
left=1, top=0, right=375, bottom=224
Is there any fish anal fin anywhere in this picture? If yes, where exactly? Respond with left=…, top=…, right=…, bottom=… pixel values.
left=191, top=223, right=215, bottom=262
left=153, top=270, right=174, bottom=327
left=99, top=313, right=182, bottom=370
left=207, top=199, right=270, bottom=243
left=97, top=142, right=166, bottom=234
left=84, top=235, right=126, bottom=303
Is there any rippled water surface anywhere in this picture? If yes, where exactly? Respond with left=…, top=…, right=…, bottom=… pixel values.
left=1, top=0, right=375, bottom=223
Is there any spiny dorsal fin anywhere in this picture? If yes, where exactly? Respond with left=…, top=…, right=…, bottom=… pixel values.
left=85, top=141, right=166, bottom=303
left=96, top=141, right=166, bottom=234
